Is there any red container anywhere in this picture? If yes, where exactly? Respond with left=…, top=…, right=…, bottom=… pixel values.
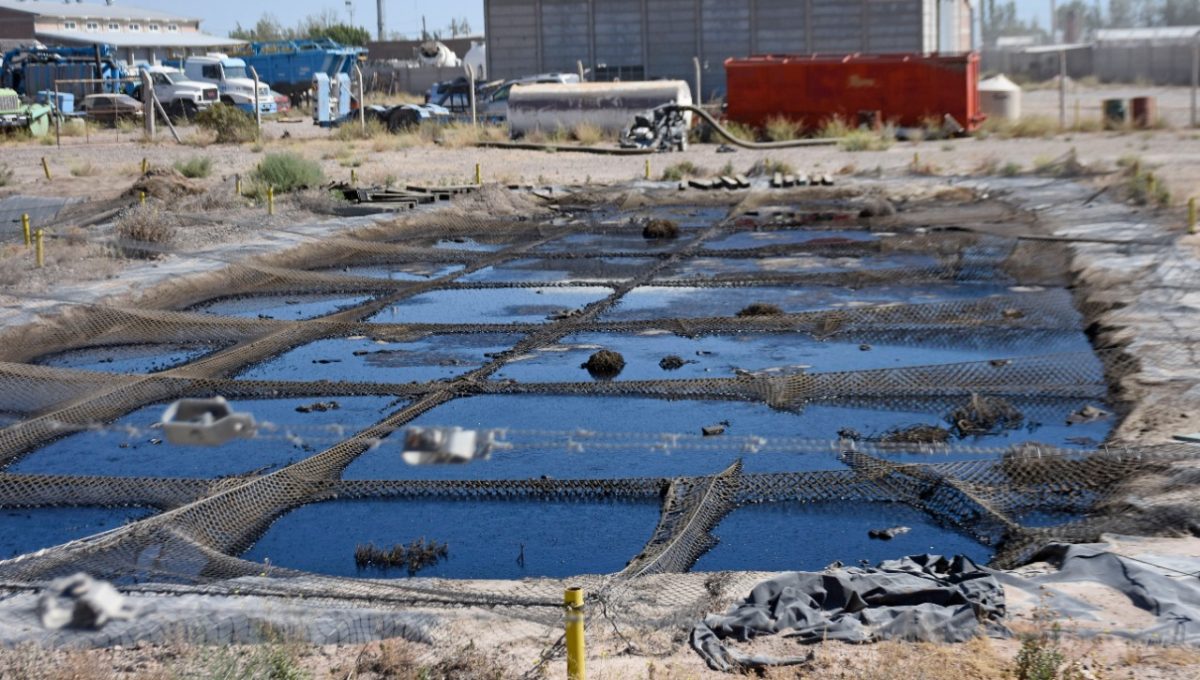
left=724, top=53, right=984, bottom=133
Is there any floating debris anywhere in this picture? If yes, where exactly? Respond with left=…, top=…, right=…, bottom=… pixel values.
left=702, top=421, right=730, bottom=436
left=1066, top=405, right=1111, bottom=425
left=868, top=526, right=911, bottom=540
left=642, top=219, right=680, bottom=240
left=582, top=349, right=626, bottom=378
left=859, top=344, right=872, bottom=352
left=354, top=538, right=449, bottom=575
left=879, top=424, right=952, bottom=444
left=737, top=303, right=785, bottom=317
left=659, top=355, right=692, bottom=370
left=296, top=401, right=340, bottom=414
left=837, top=427, right=863, bottom=441
left=948, top=394, right=1023, bottom=437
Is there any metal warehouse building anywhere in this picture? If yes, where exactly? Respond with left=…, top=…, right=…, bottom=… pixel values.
left=484, top=0, right=974, bottom=99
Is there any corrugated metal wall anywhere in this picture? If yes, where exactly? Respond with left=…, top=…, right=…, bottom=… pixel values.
left=485, top=0, right=947, bottom=98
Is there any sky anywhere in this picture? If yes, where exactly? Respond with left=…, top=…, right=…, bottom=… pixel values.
left=126, top=0, right=1053, bottom=41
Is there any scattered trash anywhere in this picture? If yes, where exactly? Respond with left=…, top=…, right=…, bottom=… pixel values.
left=859, top=344, right=872, bottom=351
left=867, top=526, right=911, bottom=540
left=659, top=355, right=693, bottom=370
left=161, top=397, right=256, bottom=447
left=401, top=426, right=496, bottom=465
left=716, top=144, right=736, bottom=153
left=989, top=359, right=1012, bottom=367
left=736, top=303, right=785, bottom=317
left=548, top=308, right=583, bottom=321
left=1066, top=405, right=1111, bottom=425
left=702, top=421, right=730, bottom=436
left=948, top=394, right=1024, bottom=437
left=1002, top=308, right=1024, bottom=319
left=312, top=358, right=342, bottom=364
left=38, top=573, right=135, bottom=630
left=879, top=424, right=952, bottom=444
left=643, top=218, right=680, bottom=240
left=582, top=349, right=626, bottom=378
left=296, top=401, right=340, bottom=414
left=354, top=539, right=448, bottom=575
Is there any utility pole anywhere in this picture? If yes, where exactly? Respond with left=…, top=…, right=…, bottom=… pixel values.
left=1050, top=0, right=1057, bottom=42
left=376, top=0, right=385, bottom=41
left=346, top=1, right=355, bottom=26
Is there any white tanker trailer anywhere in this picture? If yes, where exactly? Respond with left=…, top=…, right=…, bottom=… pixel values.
left=506, top=80, right=692, bottom=136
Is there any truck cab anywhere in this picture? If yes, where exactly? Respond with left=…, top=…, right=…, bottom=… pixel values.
left=182, top=54, right=276, bottom=115
left=142, top=66, right=218, bottom=121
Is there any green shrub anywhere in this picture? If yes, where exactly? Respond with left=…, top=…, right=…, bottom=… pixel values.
left=817, top=115, right=854, bottom=138
left=174, top=155, right=213, bottom=179
left=195, top=103, right=258, bottom=144
left=660, top=160, right=706, bottom=181
left=251, top=152, right=324, bottom=193
left=747, top=157, right=795, bottom=177
left=0, top=163, right=12, bottom=187
left=764, top=115, right=802, bottom=141
left=718, top=120, right=759, bottom=143
left=839, top=129, right=893, bottom=152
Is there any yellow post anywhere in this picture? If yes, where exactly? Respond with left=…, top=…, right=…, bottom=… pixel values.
left=1189, top=197, right=1197, bottom=235
left=141, top=157, right=148, bottom=174
left=41, top=157, right=51, bottom=180
left=1147, top=173, right=1157, bottom=201
left=564, top=587, right=585, bottom=680
left=350, top=168, right=357, bottom=186
left=35, top=229, right=44, bottom=268
left=267, top=186, right=275, bottom=216
left=139, top=191, right=146, bottom=206
left=475, top=162, right=482, bottom=185
left=644, top=158, right=651, bottom=180
left=21, top=213, right=30, bottom=248
left=235, top=174, right=242, bottom=196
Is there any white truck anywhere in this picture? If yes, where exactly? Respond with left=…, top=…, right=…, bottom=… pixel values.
left=182, top=53, right=277, bottom=116
left=139, top=66, right=219, bottom=122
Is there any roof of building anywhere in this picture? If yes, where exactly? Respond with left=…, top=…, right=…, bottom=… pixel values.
left=35, top=29, right=243, bottom=48
left=1095, top=26, right=1200, bottom=43
left=0, top=1, right=197, bottom=23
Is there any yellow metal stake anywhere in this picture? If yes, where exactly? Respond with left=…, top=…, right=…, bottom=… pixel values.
left=564, top=587, right=585, bottom=680
left=267, top=186, right=275, bottom=216
left=21, top=213, right=30, bottom=248
left=235, top=174, right=242, bottom=196
left=41, top=157, right=51, bottom=180
left=475, top=162, right=482, bottom=185
left=141, top=157, right=148, bottom=174
left=1189, top=197, right=1197, bottom=235
left=644, top=158, right=651, bottom=180
left=351, top=168, right=357, bottom=186
left=35, top=229, right=44, bottom=268
left=139, top=191, right=146, bottom=206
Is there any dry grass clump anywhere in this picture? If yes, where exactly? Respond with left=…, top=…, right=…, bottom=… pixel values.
left=840, top=129, right=893, bottom=151
left=570, top=121, right=607, bottom=145
left=194, top=103, right=258, bottom=144
left=0, top=163, right=12, bottom=187
left=718, top=119, right=759, bottom=143
left=817, top=115, right=855, bottom=138
left=764, top=114, right=802, bottom=141
left=642, top=218, right=680, bottom=240
left=1118, top=156, right=1171, bottom=207
left=907, top=152, right=940, bottom=176
left=68, top=161, right=98, bottom=177
left=660, top=160, right=706, bottom=181
left=440, top=122, right=510, bottom=148
left=948, top=394, right=1023, bottom=437
left=976, top=115, right=1059, bottom=140
left=748, top=157, right=796, bottom=177
left=251, top=152, right=324, bottom=193
left=737, top=302, right=785, bottom=317
left=114, top=205, right=177, bottom=257
left=331, top=117, right=389, bottom=141
left=582, top=349, right=626, bottom=377
left=173, top=155, right=212, bottom=179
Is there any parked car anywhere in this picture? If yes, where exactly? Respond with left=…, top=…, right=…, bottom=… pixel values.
left=79, top=93, right=143, bottom=123
left=481, top=73, right=580, bottom=123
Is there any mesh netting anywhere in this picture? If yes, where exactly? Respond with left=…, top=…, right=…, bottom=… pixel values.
left=0, top=189, right=1192, bottom=643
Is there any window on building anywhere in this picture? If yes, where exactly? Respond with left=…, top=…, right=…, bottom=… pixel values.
left=108, top=23, right=120, bottom=31
left=63, top=21, right=77, bottom=30
left=167, top=24, right=179, bottom=32
left=129, top=23, right=141, bottom=32
left=85, top=22, right=99, bottom=32
left=148, top=24, right=160, bottom=32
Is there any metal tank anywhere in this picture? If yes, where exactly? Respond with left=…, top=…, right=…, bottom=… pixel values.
left=978, top=74, right=1022, bottom=121
left=506, top=80, right=692, bottom=136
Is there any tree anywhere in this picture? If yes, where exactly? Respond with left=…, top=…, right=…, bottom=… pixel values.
left=229, top=14, right=293, bottom=41
left=309, top=23, right=372, bottom=46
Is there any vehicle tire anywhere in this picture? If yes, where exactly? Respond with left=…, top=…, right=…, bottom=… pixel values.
left=386, top=107, right=420, bottom=133
left=219, top=95, right=236, bottom=107
left=171, top=100, right=198, bottom=124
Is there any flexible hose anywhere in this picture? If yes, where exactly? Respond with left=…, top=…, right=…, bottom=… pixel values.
left=675, top=105, right=840, bottom=149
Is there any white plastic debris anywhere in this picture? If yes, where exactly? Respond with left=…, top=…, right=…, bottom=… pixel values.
left=402, top=426, right=495, bottom=465
left=37, top=573, right=135, bottom=630
left=160, top=397, right=257, bottom=446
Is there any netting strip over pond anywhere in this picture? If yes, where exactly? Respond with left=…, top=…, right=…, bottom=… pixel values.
left=0, top=193, right=1194, bottom=628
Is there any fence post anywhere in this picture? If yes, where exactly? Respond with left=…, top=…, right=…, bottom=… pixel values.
left=21, top=213, right=30, bottom=247
left=250, top=66, right=262, bottom=132
left=1189, top=197, right=1196, bottom=235
left=564, top=587, right=585, bottom=680
left=267, top=186, right=275, bottom=216
left=693, top=56, right=702, bottom=105
left=35, top=229, right=44, bottom=268
left=475, top=162, right=482, bottom=185
left=41, top=157, right=51, bottom=180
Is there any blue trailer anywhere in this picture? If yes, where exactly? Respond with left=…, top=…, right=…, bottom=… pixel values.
left=238, top=39, right=364, bottom=105
left=1, top=45, right=130, bottom=100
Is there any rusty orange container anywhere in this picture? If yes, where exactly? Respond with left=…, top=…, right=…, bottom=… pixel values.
left=724, top=53, right=984, bottom=133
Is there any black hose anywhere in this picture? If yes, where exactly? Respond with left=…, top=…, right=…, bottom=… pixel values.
left=675, top=105, right=840, bottom=149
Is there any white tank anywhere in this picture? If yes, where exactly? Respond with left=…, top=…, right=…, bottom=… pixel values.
left=417, top=41, right=461, bottom=68
left=464, top=42, right=486, bottom=81
left=507, top=81, right=693, bottom=135
left=978, top=74, right=1022, bottom=121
